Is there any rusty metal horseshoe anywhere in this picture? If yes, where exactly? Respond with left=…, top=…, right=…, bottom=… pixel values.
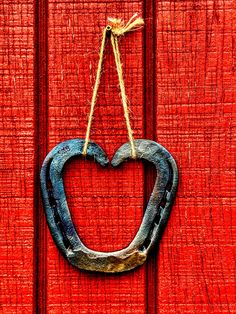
left=40, top=139, right=178, bottom=273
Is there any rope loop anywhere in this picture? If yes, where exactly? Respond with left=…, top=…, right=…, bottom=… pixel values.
left=83, top=14, right=144, bottom=158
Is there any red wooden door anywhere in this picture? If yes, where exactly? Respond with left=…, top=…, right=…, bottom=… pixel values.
left=0, top=0, right=235, bottom=313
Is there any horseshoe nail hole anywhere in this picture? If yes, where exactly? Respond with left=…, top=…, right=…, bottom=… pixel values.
left=46, top=188, right=71, bottom=250
left=51, top=205, right=72, bottom=250
left=139, top=220, right=160, bottom=253
left=140, top=235, right=151, bottom=252
left=63, top=157, right=144, bottom=252
left=48, top=189, right=57, bottom=209
left=165, top=160, right=174, bottom=191
left=45, top=162, right=72, bottom=250
left=154, top=213, right=161, bottom=225
left=139, top=245, right=147, bottom=252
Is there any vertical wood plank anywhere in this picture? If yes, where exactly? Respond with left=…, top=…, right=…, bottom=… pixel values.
left=45, top=1, right=146, bottom=313
left=34, top=0, right=48, bottom=311
left=0, top=1, right=34, bottom=312
left=155, top=1, right=236, bottom=313
left=143, top=0, right=157, bottom=313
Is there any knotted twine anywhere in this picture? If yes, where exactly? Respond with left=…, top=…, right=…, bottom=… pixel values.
left=82, top=14, right=144, bottom=159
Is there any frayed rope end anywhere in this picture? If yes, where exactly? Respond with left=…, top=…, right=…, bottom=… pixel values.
left=107, top=13, right=144, bottom=37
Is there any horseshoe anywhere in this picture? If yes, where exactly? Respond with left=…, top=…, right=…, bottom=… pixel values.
left=40, top=139, right=178, bottom=273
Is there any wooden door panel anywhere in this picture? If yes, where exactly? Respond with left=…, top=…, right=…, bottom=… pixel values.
left=155, top=1, right=236, bottom=313
left=46, top=1, right=146, bottom=313
left=0, top=0, right=235, bottom=313
left=0, top=1, right=35, bottom=312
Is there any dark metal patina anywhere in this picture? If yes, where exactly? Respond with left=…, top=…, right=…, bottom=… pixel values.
left=40, top=139, right=178, bottom=273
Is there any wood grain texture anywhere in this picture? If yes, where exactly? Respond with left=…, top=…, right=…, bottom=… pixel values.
left=46, top=1, right=146, bottom=313
left=0, top=1, right=34, bottom=313
left=143, top=0, right=158, bottom=312
left=34, top=0, right=48, bottom=311
left=1, top=0, right=235, bottom=313
left=155, top=1, right=236, bottom=313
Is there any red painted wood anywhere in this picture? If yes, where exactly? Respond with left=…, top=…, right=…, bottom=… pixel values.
left=0, top=0, right=235, bottom=313
left=143, top=1, right=158, bottom=313
left=45, top=1, right=146, bottom=313
left=0, top=1, right=35, bottom=312
left=34, top=0, right=49, bottom=311
left=155, top=1, right=236, bottom=313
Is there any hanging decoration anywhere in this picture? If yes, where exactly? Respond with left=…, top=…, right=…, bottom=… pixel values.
left=40, top=14, right=178, bottom=273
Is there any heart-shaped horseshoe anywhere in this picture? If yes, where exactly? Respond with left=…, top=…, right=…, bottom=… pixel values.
left=40, top=139, right=178, bottom=273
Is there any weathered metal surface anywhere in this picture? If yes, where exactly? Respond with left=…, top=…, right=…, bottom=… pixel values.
left=40, top=139, right=178, bottom=273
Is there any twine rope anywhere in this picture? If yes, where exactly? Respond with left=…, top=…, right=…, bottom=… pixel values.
left=82, top=14, right=144, bottom=158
